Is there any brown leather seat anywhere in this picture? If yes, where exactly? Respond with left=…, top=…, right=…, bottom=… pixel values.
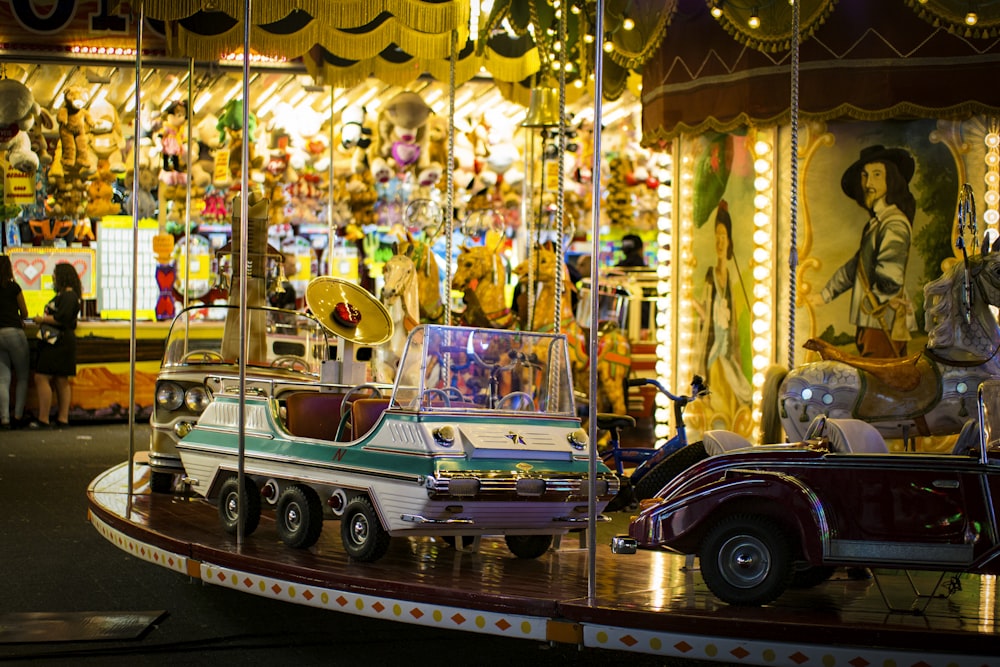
left=284, top=392, right=344, bottom=440
left=351, top=398, right=392, bottom=440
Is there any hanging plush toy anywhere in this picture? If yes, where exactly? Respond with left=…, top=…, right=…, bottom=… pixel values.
left=376, top=91, right=431, bottom=174
left=216, top=98, right=260, bottom=180
left=57, top=86, right=96, bottom=177
left=0, top=78, right=43, bottom=174
left=159, top=100, right=187, bottom=172
left=89, top=97, right=127, bottom=174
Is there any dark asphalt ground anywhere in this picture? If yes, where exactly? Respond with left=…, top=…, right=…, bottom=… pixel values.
left=0, top=421, right=737, bottom=667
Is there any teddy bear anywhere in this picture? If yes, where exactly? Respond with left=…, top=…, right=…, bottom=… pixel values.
left=376, top=91, right=431, bottom=174
left=0, top=78, right=43, bottom=174
left=89, top=97, right=127, bottom=174
left=122, top=166, right=157, bottom=221
left=85, top=163, right=120, bottom=219
left=57, top=86, right=97, bottom=177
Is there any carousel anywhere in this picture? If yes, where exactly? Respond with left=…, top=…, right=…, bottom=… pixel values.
left=53, top=0, right=1000, bottom=664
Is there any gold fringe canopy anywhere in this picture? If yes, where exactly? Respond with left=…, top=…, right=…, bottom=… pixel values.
left=708, top=0, right=837, bottom=53
left=905, top=0, right=1000, bottom=39
left=141, top=0, right=469, bottom=34
left=175, top=15, right=467, bottom=62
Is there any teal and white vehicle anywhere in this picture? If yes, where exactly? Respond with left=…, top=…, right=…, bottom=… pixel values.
left=177, top=324, right=619, bottom=562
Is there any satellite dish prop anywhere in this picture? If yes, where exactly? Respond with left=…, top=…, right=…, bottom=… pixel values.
left=306, top=277, right=393, bottom=385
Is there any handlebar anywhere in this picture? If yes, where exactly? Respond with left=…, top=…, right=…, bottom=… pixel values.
left=626, top=375, right=709, bottom=406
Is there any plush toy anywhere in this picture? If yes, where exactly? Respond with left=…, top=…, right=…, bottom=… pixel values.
left=190, top=113, right=220, bottom=189
left=27, top=107, right=55, bottom=168
left=57, top=86, right=96, bottom=177
left=376, top=91, right=431, bottom=173
left=339, top=105, right=372, bottom=150
left=122, top=166, right=157, bottom=220
left=216, top=98, right=260, bottom=179
left=89, top=97, right=127, bottom=174
left=426, top=115, right=447, bottom=167
left=0, top=78, right=43, bottom=174
left=85, top=163, right=120, bottom=219
left=159, top=100, right=187, bottom=172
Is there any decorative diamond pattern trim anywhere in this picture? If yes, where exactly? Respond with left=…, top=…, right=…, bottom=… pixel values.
left=581, top=624, right=995, bottom=667
left=198, top=562, right=546, bottom=641
left=89, top=513, right=190, bottom=574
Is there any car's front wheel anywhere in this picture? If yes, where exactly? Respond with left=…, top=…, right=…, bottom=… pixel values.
left=217, top=474, right=261, bottom=537
left=340, top=496, right=390, bottom=562
left=699, top=514, right=792, bottom=606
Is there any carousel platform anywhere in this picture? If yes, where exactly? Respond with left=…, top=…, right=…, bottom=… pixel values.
left=87, top=459, right=1000, bottom=667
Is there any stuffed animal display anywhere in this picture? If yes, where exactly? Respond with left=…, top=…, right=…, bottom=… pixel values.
left=57, top=86, right=96, bottom=177
left=0, top=78, right=43, bottom=174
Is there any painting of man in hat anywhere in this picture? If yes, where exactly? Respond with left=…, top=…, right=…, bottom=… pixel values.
left=808, top=144, right=917, bottom=358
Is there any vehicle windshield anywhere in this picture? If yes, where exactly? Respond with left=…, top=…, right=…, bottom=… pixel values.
left=392, top=325, right=576, bottom=416
left=161, top=305, right=330, bottom=377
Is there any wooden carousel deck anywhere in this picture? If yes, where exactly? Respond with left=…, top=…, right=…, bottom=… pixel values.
left=87, top=459, right=1000, bottom=667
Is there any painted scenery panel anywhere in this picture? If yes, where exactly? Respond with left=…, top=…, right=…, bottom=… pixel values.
left=683, top=132, right=756, bottom=437
left=797, top=119, right=958, bottom=361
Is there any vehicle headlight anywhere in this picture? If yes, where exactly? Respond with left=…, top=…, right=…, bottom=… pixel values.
left=567, top=428, right=589, bottom=450
left=156, top=382, right=184, bottom=411
left=184, top=386, right=211, bottom=412
left=433, top=425, right=456, bottom=447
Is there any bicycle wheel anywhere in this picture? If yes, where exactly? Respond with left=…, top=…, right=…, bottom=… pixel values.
left=632, top=441, right=707, bottom=501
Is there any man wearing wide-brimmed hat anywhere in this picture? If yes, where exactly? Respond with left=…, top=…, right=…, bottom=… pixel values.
left=811, top=145, right=917, bottom=357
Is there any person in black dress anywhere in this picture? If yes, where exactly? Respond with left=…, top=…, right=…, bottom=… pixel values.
left=31, top=263, right=81, bottom=428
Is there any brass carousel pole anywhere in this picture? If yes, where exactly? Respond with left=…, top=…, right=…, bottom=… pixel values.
left=586, top=0, right=606, bottom=606
left=236, top=0, right=252, bottom=548
left=126, top=0, right=145, bottom=519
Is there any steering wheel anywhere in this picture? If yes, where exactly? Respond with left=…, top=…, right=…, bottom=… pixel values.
left=419, top=388, right=452, bottom=408
left=180, top=350, right=224, bottom=363
left=271, top=356, right=310, bottom=372
left=340, top=383, right=385, bottom=423
left=466, top=330, right=499, bottom=368
left=443, top=386, right=466, bottom=403
left=496, top=391, right=536, bottom=412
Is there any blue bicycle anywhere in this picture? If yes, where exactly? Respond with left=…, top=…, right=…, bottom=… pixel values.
left=598, top=375, right=708, bottom=509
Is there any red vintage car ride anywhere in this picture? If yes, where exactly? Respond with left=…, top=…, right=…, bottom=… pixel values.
left=611, top=386, right=1000, bottom=607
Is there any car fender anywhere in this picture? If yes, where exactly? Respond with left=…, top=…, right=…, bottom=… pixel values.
left=632, top=468, right=828, bottom=560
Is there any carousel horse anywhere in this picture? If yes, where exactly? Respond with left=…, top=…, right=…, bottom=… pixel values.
left=762, top=245, right=1000, bottom=444
left=397, top=232, right=445, bottom=324
left=375, top=253, right=420, bottom=382
left=596, top=321, right=632, bottom=415
left=451, top=245, right=515, bottom=329
left=512, top=245, right=590, bottom=384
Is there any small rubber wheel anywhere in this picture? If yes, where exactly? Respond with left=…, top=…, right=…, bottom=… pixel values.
left=699, top=514, right=792, bottom=606
left=340, top=496, right=391, bottom=562
left=504, top=534, right=553, bottom=559
left=217, top=475, right=261, bottom=537
left=276, top=484, right=324, bottom=549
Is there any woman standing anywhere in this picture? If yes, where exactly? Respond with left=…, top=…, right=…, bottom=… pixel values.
left=31, top=263, right=81, bottom=428
left=0, top=256, right=30, bottom=429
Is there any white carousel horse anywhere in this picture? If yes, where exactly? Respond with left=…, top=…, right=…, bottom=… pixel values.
left=397, top=232, right=445, bottom=324
left=375, top=253, right=420, bottom=382
left=762, top=246, right=1000, bottom=443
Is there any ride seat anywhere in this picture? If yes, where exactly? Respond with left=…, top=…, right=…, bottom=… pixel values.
left=825, top=418, right=889, bottom=454
left=703, top=430, right=752, bottom=456
left=351, top=398, right=392, bottom=440
left=284, top=391, right=344, bottom=440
